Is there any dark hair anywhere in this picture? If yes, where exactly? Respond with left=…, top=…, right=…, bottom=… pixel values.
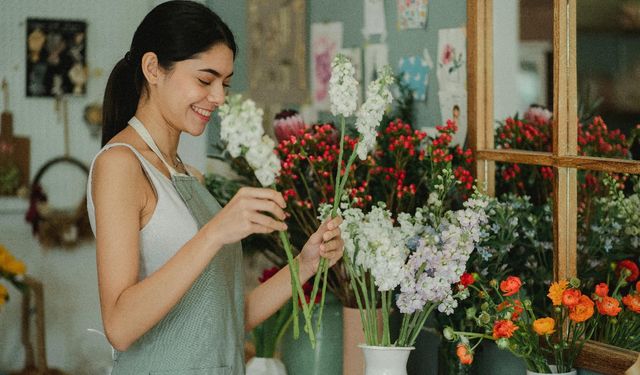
left=101, top=0, right=236, bottom=146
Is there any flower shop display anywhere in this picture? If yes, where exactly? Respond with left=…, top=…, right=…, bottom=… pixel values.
left=334, top=165, right=489, bottom=374
left=445, top=276, right=598, bottom=374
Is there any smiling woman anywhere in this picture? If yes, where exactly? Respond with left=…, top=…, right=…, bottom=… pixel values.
left=88, top=1, right=344, bottom=374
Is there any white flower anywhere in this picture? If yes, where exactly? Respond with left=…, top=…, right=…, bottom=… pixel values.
left=354, top=66, right=394, bottom=160
left=328, top=54, right=359, bottom=118
left=218, top=95, right=281, bottom=187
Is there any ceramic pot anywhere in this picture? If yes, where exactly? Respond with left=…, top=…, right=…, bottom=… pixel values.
left=246, top=357, right=287, bottom=375
left=359, top=345, right=414, bottom=375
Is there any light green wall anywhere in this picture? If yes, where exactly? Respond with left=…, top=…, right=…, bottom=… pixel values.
left=206, top=0, right=466, bottom=155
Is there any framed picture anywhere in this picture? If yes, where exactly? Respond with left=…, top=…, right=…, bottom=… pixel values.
left=26, top=18, right=87, bottom=97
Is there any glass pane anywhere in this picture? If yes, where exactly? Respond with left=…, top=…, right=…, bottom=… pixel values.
left=577, top=1, right=640, bottom=160
left=577, top=172, right=640, bottom=351
left=493, top=0, right=554, bottom=152
left=484, top=162, right=555, bottom=311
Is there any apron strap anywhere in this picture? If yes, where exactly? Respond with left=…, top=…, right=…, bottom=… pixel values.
left=129, top=116, right=182, bottom=176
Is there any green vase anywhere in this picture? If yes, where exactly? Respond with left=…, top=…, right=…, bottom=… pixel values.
left=472, top=341, right=525, bottom=375
left=280, top=292, right=343, bottom=375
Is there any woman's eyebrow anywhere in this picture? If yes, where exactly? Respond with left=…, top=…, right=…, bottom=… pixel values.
left=198, top=68, right=234, bottom=79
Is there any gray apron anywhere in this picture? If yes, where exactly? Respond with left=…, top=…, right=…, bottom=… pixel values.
left=110, top=117, right=245, bottom=375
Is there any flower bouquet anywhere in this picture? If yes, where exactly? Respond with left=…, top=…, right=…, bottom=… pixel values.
left=591, top=260, right=640, bottom=351
left=334, top=164, right=489, bottom=373
left=445, top=276, right=598, bottom=374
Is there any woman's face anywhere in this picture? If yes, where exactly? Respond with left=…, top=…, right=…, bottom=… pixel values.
left=155, top=43, right=234, bottom=136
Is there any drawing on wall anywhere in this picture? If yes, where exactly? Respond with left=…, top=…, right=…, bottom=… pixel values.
left=311, top=22, right=343, bottom=111
left=363, top=0, right=387, bottom=40
left=397, top=0, right=429, bottom=30
left=437, top=27, right=466, bottom=90
left=26, top=19, right=87, bottom=97
left=364, top=43, right=389, bottom=96
left=437, top=27, right=467, bottom=145
left=398, top=48, right=433, bottom=101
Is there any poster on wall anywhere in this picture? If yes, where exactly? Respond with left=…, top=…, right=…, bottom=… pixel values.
left=364, top=43, right=389, bottom=96
left=398, top=48, right=433, bottom=101
left=362, top=0, right=387, bottom=40
left=397, top=0, right=429, bottom=30
left=437, top=27, right=466, bottom=91
left=26, top=19, right=87, bottom=97
left=311, top=22, right=343, bottom=111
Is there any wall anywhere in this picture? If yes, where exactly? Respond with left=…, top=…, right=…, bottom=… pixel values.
left=0, top=1, right=204, bottom=373
left=206, top=0, right=467, bottom=155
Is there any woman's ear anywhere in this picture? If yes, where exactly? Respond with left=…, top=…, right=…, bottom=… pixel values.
left=141, top=52, right=160, bottom=85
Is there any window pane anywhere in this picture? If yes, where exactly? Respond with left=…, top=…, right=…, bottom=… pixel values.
left=493, top=0, right=554, bottom=152
left=577, top=172, right=640, bottom=351
left=577, top=1, right=640, bottom=160
left=490, top=162, right=554, bottom=312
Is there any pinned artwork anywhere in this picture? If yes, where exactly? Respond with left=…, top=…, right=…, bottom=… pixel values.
left=398, top=48, right=433, bottom=101
left=311, top=22, right=343, bottom=111
left=436, top=27, right=466, bottom=92
left=364, top=43, right=389, bottom=96
left=26, top=19, right=87, bottom=97
left=362, top=0, right=387, bottom=40
left=438, top=89, right=467, bottom=146
left=397, top=0, right=429, bottom=30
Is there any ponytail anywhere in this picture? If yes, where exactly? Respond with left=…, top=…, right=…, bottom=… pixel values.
left=100, top=0, right=237, bottom=146
left=101, top=58, right=140, bottom=146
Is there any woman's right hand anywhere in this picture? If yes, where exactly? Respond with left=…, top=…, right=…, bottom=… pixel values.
left=203, top=187, right=287, bottom=247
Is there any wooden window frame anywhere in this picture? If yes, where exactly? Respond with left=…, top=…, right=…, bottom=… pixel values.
left=467, top=1, right=640, bottom=373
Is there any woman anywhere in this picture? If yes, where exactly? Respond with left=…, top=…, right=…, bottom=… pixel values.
left=87, top=1, right=344, bottom=374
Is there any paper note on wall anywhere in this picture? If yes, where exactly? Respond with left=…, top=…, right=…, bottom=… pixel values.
left=437, top=27, right=466, bottom=92
left=311, top=22, right=343, bottom=111
left=398, top=48, right=433, bottom=101
left=362, top=0, right=387, bottom=40
left=397, top=0, right=429, bottom=30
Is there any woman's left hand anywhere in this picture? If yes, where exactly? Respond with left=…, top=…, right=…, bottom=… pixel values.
left=298, top=216, right=344, bottom=278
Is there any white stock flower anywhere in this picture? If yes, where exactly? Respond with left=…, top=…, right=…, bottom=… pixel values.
left=354, top=66, right=394, bottom=160
left=328, top=54, right=359, bottom=118
left=218, top=94, right=281, bottom=186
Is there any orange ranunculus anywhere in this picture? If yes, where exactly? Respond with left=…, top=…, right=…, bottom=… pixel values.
left=456, top=344, right=473, bottom=365
left=562, top=289, right=582, bottom=308
left=0, top=284, right=7, bottom=305
left=533, top=317, right=556, bottom=335
left=616, top=260, right=640, bottom=282
left=636, top=280, right=640, bottom=293
left=623, top=294, right=640, bottom=313
left=500, top=276, right=523, bottom=296
left=569, top=295, right=595, bottom=322
left=595, top=283, right=609, bottom=298
left=497, top=300, right=523, bottom=321
left=597, top=296, right=622, bottom=317
left=492, top=319, right=519, bottom=339
left=548, top=280, right=569, bottom=306
left=4, top=259, right=26, bottom=276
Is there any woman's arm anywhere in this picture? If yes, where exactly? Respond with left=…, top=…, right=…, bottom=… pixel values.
left=244, top=217, right=344, bottom=331
left=93, top=148, right=287, bottom=351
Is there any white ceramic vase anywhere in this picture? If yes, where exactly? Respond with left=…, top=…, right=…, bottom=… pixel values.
left=526, top=365, right=577, bottom=375
left=359, top=344, right=414, bottom=375
left=246, top=357, right=287, bottom=375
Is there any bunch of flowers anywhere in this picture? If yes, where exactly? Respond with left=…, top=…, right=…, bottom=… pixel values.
left=0, top=244, right=27, bottom=308
left=335, top=165, right=489, bottom=347
left=445, top=276, right=598, bottom=373
left=218, top=94, right=318, bottom=346
left=590, top=260, right=640, bottom=351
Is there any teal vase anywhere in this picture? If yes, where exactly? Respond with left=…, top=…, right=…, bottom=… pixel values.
left=280, top=292, right=343, bottom=375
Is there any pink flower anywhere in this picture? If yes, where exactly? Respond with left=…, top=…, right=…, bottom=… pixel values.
left=524, top=105, right=552, bottom=124
left=273, top=109, right=307, bottom=143
left=441, top=44, right=454, bottom=65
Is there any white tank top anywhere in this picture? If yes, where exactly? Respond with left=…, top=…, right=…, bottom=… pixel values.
left=86, top=143, right=199, bottom=279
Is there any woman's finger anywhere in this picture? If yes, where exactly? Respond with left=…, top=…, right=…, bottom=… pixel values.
left=322, top=228, right=341, bottom=242
left=246, top=198, right=287, bottom=221
left=250, top=212, right=287, bottom=232
left=320, top=239, right=343, bottom=255
left=240, top=187, right=286, bottom=208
